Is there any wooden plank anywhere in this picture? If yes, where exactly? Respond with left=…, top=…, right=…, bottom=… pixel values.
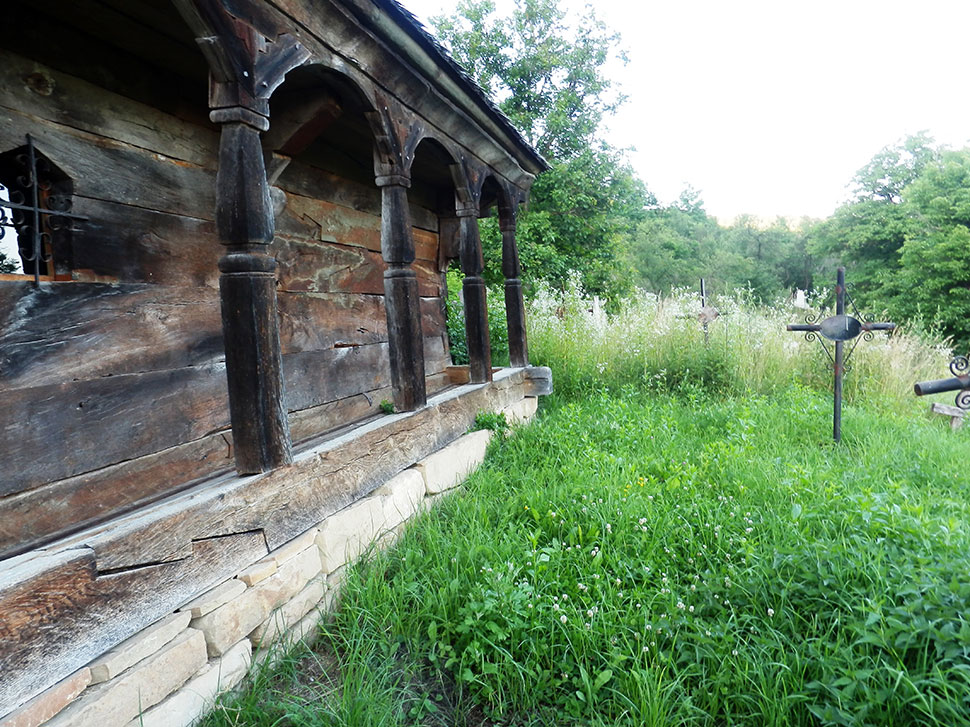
left=0, top=364, right=229, bottom=497
left=289, top=387, right=391, bottom=444
left=283, top=342, right=391, bottom=412
left=0, top=283, right=222, bottom=392
left=0, top=2, right=211, bottom=129
left=276, top=159, right=439, bottom=231
left=0, top=430, right=233, bottom=561
left=278, top=292, right=387, bottom=354
left=0, top=106, right=215, bottom=220
left=0, top=531, right=267, bottom=717
left=0, top=49, right=217, bottom=166
left=75, top=368, right=534, bottom=573
left=70, top=197, right=220, bottom=286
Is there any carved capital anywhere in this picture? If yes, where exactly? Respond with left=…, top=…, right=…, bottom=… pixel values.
left=375, top=174, right=411, bottom=189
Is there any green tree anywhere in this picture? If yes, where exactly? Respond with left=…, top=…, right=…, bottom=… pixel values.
left=432, top=0, right=650, bottom=300
left=883, top=148, right=970, bottom=347
left=0, top=251, right=17, bottom=274
left=808, top=133, right=940, bottom=302
left=432, top=0, right=625, bottom=160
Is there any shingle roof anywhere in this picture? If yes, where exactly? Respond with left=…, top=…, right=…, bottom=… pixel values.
left=376, top=0, right=550, bottom=173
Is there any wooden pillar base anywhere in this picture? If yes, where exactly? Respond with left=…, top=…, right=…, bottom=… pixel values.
left=384, top=266, right=426, bottom=411
left=463, top=275, right=492, bottom=383
left=219, top=251, right=292, bottom=473
left=505, top=277, right=528, bottom=368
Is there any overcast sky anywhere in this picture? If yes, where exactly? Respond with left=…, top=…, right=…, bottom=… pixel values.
left=402, top=0, right=970, bottom=222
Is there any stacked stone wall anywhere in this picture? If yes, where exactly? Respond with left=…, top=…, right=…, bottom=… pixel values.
left=0, top=396, right=538, bottom=727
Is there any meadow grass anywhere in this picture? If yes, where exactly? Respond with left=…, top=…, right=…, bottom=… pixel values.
left=200, top=283, right=970, bottom=726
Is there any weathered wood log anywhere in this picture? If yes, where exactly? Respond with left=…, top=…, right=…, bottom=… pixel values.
left=0, top=106, right=216, bottom=221
left=378, top=177, right=426, bottom=411
left=0, top=49, right=217, bottom=167
left=459, top=211, right=492, bottom=382
left=0, top=283, right=222, bottom=392
left=61, top=368, right=536, bottom=573
left=0, top=431, right=233, bottom=561
left=0, top=364, right=230, bottom=498
left=70, top=198, right=220, bottom=286
left=0, top=531, right=267, bottom=717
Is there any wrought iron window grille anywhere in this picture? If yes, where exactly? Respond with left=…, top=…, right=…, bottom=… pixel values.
left=0, top=134, right=86, bottom=285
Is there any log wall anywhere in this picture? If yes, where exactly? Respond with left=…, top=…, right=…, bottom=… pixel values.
left=0, top=39, right=453, bottom=558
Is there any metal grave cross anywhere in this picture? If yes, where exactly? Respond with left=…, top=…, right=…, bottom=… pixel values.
left=698, top=277, right=719, bottom=344
left=786, top=267, right=895, bottom=442
left=914, top=355, right=970, bottom=409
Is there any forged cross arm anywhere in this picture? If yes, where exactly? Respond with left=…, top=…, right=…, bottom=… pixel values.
left=914, top=376, right=969, bottom=397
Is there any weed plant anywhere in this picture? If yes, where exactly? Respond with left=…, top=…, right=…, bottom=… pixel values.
left=200, top=277, right=970, bottom=726
left=527, top=275, right=951, bottom=410
left=325, top=388, right=970, bottom=726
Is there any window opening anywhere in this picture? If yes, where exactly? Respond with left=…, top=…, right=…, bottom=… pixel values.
left=0, top=134, right=85, bottom=285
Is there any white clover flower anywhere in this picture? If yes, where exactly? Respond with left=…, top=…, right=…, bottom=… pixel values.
left=767, top=608, right=775, bottom=617
left=560, top=615, right=568, bottom=624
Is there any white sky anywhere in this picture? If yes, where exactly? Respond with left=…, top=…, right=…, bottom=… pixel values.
left=401, top=0, right=970, bottom=222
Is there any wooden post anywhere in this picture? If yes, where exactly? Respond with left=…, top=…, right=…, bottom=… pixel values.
left=458, top=207, right=492, bottom=383
left=500, top=211, right=528, bottom=367
left=377, top=174, right=426, bottom=410
left=212, top=108, right=292, bottom=473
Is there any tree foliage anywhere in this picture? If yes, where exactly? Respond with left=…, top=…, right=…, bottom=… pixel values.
left=432, top=0, right=625, bottom=160
left=431, top=0, right=648, bottom=300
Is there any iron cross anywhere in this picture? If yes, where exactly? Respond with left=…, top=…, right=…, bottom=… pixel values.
left=787, top=267, right=895, bottom=442
left=914, top=356, right=970, bottom=408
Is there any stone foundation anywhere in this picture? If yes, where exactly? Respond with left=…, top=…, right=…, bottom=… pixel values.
left=0, top=382, right=542, bottom=727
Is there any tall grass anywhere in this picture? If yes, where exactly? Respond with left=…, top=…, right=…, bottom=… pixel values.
left=527, top=276, right=951, bottom=411
left=199, top=276, right=970, bottom=727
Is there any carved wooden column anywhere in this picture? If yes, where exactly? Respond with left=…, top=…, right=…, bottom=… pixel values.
left=458, top=206, right=492, bottom=383
left=500, top=208, right=528, bottom=367
left=212, top=108, right=292, bottom=473
left=377, top=173, right=426, bottom=410
left=172, top=0, right=309, bottom=473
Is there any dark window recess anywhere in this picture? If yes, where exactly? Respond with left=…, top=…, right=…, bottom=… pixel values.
left=0, top=135, right=85, bottom=285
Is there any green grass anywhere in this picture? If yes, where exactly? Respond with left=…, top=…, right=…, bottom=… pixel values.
left=200, top=285, right=970, bottom=726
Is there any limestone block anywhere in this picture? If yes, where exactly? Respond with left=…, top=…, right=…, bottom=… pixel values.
left=252, top=606, right=327, bottom=671
left=374, top=469, right=426, bottom=530
left=414, top=429, right=493, bottom=495
left=503, top=397, right=538, bottom=425
left=267, top=528, right=319, bottom=569
left=524, top=365, right=553, bottom=396
left=88, top=612, right=191, bottom=685
left=45, top=629, right=207, bottom=727
left=0, top=668, right=91, bottom=727
left=316, top=497, right=384, bottom=573
left=249, top=577, right=327, bottom=647
left=192, top=546, right=322, bottom=657
left=237, top=559, right=277, bottom=587
left=178, top=579, right=248, bottom=620
left=122, top=639, right=251, bottom=727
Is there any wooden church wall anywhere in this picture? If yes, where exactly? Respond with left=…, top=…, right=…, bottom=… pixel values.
left=0, top=41, right=454, bottom=559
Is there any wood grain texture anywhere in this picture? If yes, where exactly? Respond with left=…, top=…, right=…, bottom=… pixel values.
left=0, top=283, right=222, bottom=392
left=0, top=106, right=215, bottom=221
left=64, top=368, right=534, bottom=572
left=0, top=363, right=230, bottom=497
left=0, top=531, right=266, bottom=718
left=0, top=431, right=233, bottom=561
left=70, top=198, right=220, bottom=286
left=0, top=49, right=217, bottom=167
